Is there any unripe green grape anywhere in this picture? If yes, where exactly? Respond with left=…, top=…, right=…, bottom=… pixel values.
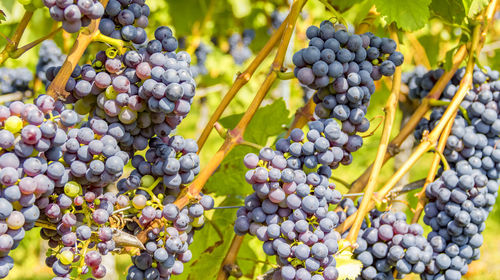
left=5, top=116, right=23, bottom=133
left=141, top=175, right=155, bottom=188
left=32, top=0, right=44, bottom=8
left=64, top=181, right=81, bottom=198
left=105, top=86, right=118, bottom=99
left=59, top=250, right=74, bottom=265
left=118, top=107, right=138, bottom=124
left=17, top=0, right=32, bottom=5
left=75, top=99, right=93, bottom=115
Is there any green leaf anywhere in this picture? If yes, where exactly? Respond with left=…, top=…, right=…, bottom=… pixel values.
left=0, top=10, right=5, bottom=23
left=203, top=145, right=256, bottom=197
left=373, top=0, right=432, bottom=31
left=430, top=0, right=466, bottom=24
left=327, top=0, right=364, bottom=12
left=443, top=46, right=460, bottom=70
left=336, top=250, right=363, bottom=280
left=464, top=0, right=488, bottom=18
left=219, top=98, right=291, bottom=145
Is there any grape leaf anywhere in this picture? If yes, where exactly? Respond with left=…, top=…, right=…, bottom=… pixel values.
left=203, top=145, right=255, bottom=197
left=464, top=0, right=488, bottom=18
left=336, top=250, right=363, bottom=280
left=204, top=99, right=291, bottom=198
left=373, top=0, right=432, bottom=31
left=219, top=98, right=291, bottom=145
left=327, top=0, right=364, bottom=12
left=430, top=0, right=466, bottom=24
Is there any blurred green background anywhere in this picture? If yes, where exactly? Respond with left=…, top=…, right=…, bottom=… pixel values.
left=1, top=0, right=500, bottom=279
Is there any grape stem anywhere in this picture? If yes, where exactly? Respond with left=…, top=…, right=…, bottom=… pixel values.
left=317, top=0, right=348, bottom=27
left=346, top=23, right=402, bottom=244
left=330, top=175, right=350, bottom=188
left=196, top=9, right=291, bottom=150
left=0, top=10, right=34, bottom=65
left=347, top=44, right=468, bottom=194
left=214, top=122, right=227, bottom=139
left=0, top=91, right=28, bottom=103
left=93, top=32, right=128, bottom=54
left=409, top=9, right=500, bottom=223
left=239, top=140, right=264, bottom=150
left=428, top=99, right=471, bottom=124
left=211, top=205, right=243, bottom=209
left=411, top=112, right=456, bottom=223
left=46, top=0, right=109, bottom=99
left=213, top=122, right=262, bottom=149
left=276, top=70, right=295, bottom=80
left=430, top=145, right=451, bottom=171
left=354, top=6, right=377, bottom=34
left=9, top=26, right=63, bottom=59
left=217, top=235, right=245, bottom=280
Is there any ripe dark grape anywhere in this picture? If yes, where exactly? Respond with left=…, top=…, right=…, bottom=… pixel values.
left=0, top=68, right=33, bottom=94
left=43, top=0, right=104, bottom=33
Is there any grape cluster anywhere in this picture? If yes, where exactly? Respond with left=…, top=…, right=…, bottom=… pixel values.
left=36, top=40, right=65, bottom=86
left=1, top=2, right=216, bottom=279
left=40, top=190, right=129, bottom=279
left=293, top=21, right=403, bottom=136
left=0, top=91, right=134, bottom=279
left=109, top=136, right=211, bottom=280
left=124, top=193, right=214, bottom=280
left=234, top=20, right=406, bottom=279
left=228, top=30, right=255, bottom=65
left=0, top=67, right=33, bottom=94
left=278, top=119, right=365, bottom=171
left=121, top=136, right=200, bottom=196
left=406, top=66, right=500, bottom=280
left=353, top=211, right=433, bottom=279
left=0, top=96, right=68, bottom=277
left=235, top=143, right=344, bottom=280
left=99, top=0, right=150, bottom=44
left=191, top=43, right=211, bottom=77
left=46, top=26, right=195, bottom=153
left=43, top=0, right=105, bottom=33
left=294, top=21, right=402, bottom=90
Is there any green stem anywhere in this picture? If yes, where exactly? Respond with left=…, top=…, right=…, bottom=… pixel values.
left=214, top=122, right=227, bottom=139
left=239, top=140, right=264, bottom=150
left=317, top=0, right=348, bottom=27
left=331, top=176, right=350, bottom=187
left=147, top=177, right=163, bottom=191
left=276, top=71, right=295, bottom=80
left=93, top=31, right=128, bottom=54
left=429, top=99, right=471, bottom=124
left=430, top=146, right=450, bottom=171
left=138, top=187, right=163, bottom=206
left=10, top=26, right=63, bottom=59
